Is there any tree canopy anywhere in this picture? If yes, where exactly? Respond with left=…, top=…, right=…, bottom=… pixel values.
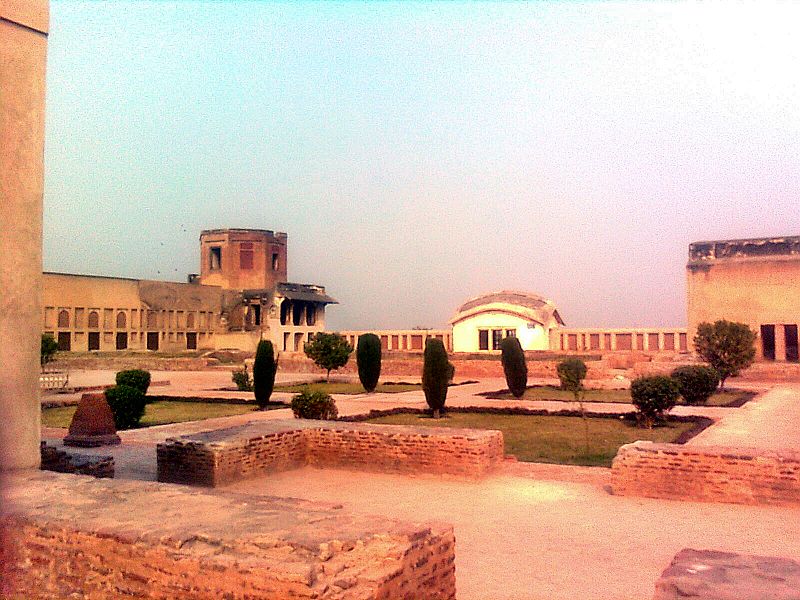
left=303, top=332, right=353, bottom=381
left=693, top=320, right=756, bottom=389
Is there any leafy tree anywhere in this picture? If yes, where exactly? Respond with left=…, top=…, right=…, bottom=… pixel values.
left=556, top=358, right=589, bottom=453
left=303, top=332, right=353, bottom=381
left=693, top=320, right=756, bottom=389
left=671, top=365, right=719, bottom=405
left=231, top=366, right=252, bottom=391
left=41, top=333, right=58, bottom=367
left=630, top=375, right=679, bottom=428
left=356, top=333, right=381, bottom=392
left=422, top=338, right=454, bottom=419
left=253, top=340, right=278, bottom=408
left=500, top=336, right=527, bottom=397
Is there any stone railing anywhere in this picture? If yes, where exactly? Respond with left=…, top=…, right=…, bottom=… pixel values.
left=338, top=329, right=453, bottom=352
left=611, top=441, right=800, bottom=507
left=157, top=419, right=504, bottom=487
left=551, top=328, right=688, bottom=353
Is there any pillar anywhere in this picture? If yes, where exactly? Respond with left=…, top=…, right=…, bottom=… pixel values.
left=0, top=0, right=49, bottom=470
left=775, top=325, right=787, bottom=362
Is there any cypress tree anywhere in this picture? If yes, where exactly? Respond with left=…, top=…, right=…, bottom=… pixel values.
left=253, top=339, right=278, bottom=409
left=422, top=338, right=454, bottom=418
left=356, top=333, right=381, bottom=392
left=500, top=336, right=527, bottom=397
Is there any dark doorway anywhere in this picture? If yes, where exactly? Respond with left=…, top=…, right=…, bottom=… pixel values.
left=57, top=332, right=71, bottom=351
left=88, top=332, right=100, bottom=351
left=186, top=332, right=197, bottom=350
left=147, top=332, right=159, bottom=351
left=761, top=325, right=776, bottom=360
left=785, top=325, right=799, bottom=362
left=115, top=332, right=128, bottom=350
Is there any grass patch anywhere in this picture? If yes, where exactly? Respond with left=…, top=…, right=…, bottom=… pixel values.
left=365, top=411, right=698, bottom=467
left=41, top=400, right=267, bottom=429
left=274, top=382, right=422, bottom=395
left=482, top=385, right=754, bottom=407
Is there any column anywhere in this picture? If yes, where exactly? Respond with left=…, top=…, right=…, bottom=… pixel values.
left=0, top=0, right=49, bottom=470
left=775, top=325, right=787, bottom=362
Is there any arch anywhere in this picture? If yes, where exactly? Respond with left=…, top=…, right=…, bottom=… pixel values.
left=116, top=311, right=127, bottom=329
left=292, top=301, right=303, bottom=326
left=280, top=300, right=291, bottom=326
left=88, top=311, right=99, bottom=328
left=57, top=310, right=70, bottom=328
left=306, top=303, right=316, bottom=326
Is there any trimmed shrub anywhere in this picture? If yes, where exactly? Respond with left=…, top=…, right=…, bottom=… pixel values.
left=356, top=333, right=382, bottom=392
left=500, top=336, right=527, bottom=398
left=115, top=369, right=151, bottom=395
left=253, top=340, right=278, bottom=409
left=556, top=358, right=587, bottom=395
left=693, top=320, right=756, bottom=389
left=422, top=338, right=454, bottom=418
left=671, top=365, right=719, bottom=405
left=630, top=375, right=679, bottom=428
left=290, top=388, right=338, bottom=420
left=231, top=366, right=252, bottom=392
left=104, top=384, right=146, bottom=430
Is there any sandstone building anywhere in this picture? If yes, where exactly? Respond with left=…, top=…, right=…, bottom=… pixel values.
left=687, top=235, right=800, bottom=362
left=42, top=228, right=336, bottom=353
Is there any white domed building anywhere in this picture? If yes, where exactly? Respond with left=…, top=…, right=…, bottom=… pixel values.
left=449, top=291, right=564, bottom=353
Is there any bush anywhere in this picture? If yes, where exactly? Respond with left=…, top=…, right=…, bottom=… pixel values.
left=422, top=338, right=454, bottom=418
left=556, top=358, right=587, bottom=394
left=290, top=388, right=338, bottom=420
left=500, top=336, right=527, bottom=398
left=303, top=332, right=353, bottom=381
left=671, top=365, right=719, bottom=405
left=41, top=334, right=58, bottom=367
left=231, top=366, right=252, bottom=392
left=253, top=340, right=278, bottom=408
left=693, top=320, right=756, bottom=389
left=356, top=333, right=382, bottom=392
left=115, top=369, right=151, bottom=395
left=630, top=375, right=679, bottom=428
left=104, top=384, right=146, bottom=430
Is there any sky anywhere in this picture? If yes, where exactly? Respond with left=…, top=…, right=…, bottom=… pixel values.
left=43, top=1, right=800, bottom=330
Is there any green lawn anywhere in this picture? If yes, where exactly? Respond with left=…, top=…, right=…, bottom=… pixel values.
left=42, top=401, right=261, bottom=429
left=485, top=385, right=753, bottom=407
left=366, top=412, right=698, bottom=467
left=275, top=382, right=421, bottom=395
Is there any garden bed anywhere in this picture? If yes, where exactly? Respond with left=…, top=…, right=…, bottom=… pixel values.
left=480, top=385, right=755, bottom=407
left=351, top=407, right=712, bottom=467
left=41, top=398, right=285, bottom=429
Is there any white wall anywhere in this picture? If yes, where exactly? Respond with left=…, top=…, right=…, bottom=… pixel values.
left=452, top=311, right=550, bottom=352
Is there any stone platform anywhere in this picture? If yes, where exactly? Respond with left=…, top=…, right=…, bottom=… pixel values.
left=157, top=419, right=504, bottom=486
left=0, top=471, right=456, bottom=599
left=654, top=548, right=800, bottom=600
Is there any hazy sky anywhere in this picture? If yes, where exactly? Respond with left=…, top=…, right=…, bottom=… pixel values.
left=43, top=1, right=800, bottom=330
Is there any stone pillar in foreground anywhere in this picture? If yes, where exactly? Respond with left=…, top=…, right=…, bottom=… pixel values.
left=0, top=0, right=49, bottom=470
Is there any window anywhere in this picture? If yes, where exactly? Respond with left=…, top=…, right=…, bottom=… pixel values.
left=272, top=253, right=279, bottom=271
left=505, top=329, right=516, bottom=338
left=88, top=311, right=99, bottom=328
left=492, top=329, right=503, bottom=350
left=761, top=325, right=776, bottom=361
left=116, top=311, right=127, bottom=329
left=240, top=243, right=253, bottom=270
left=478, top=330, right=489, bottom=351
left=785, top=324, right=799, bottom=362
left=209, top=247, right=222, bottom=270
left=57, top=310, right=70, bottom=328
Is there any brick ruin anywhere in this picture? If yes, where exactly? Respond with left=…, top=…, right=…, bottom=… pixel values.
left=157, top=419, right=505, bottom=487
left=1, top=471, right=456, bottom=600
left=611, top=441, right=800, bottom=507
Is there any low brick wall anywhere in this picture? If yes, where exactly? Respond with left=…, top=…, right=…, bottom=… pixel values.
left=611, top=441, right=800, bottom=506
left=157, top=419, right=504, bottom=486
left=40, top=442, right=114, bottom=478
left=1, top=472, right=456, bottom=600
left=654, top=548, right=800, bottom=600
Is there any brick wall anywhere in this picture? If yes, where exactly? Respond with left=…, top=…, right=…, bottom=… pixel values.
left=1, top=471, right=456, bottom=600
left=611, top=441, right=800, bottom=506
left=40, top=442, right=114, bottom=478
left=157, top=419, right=504, bottom=487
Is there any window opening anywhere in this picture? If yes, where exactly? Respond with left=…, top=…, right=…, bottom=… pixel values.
left=209, top=247, right=222, bottom=270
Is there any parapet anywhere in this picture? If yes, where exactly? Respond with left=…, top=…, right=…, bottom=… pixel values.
left=688, top=236, right=800, bottom=265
